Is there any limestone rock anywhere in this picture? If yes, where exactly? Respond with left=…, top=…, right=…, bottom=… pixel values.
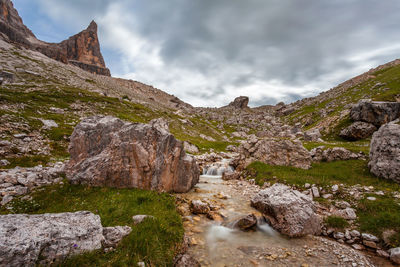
left=222, top=171, right=240, bottom=181
left=0, top=211, right=104, bottom=266
left=333, top=208, right=357, bottom=220
left=174, top=253, right=201, bottom=267
left=228, top=96, right=249, bottom=109
left=390, top=247, right=400, bottom=264
left=251, top=183, right=321, bottom=237
left=236, top=138, right=311, bottom=170
left=102, top=226, right=132, bottom=248
left=350, top=100, right=400, bottom=127
left=339, top=122, right=377, bottom=141
left=66, top=116, right=199, bottom=193
left=310, top=146, right=360, bottom=162
left=190, top=200, right=210, bottom=215
left=234, top=214, right=257, bottom=230
left=304, top=128, right=322, bottom=142
left=132, top=215, right=155, bottom=225
left=368, top=123, right=400, bottom=183
left=183, top=141, right=199, bottom=154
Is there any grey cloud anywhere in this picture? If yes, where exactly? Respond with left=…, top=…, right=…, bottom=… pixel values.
left=32, top=0, right=400, bottom=106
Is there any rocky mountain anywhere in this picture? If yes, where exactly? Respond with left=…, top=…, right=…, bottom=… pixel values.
left=0, top=0, right=110, bottom=76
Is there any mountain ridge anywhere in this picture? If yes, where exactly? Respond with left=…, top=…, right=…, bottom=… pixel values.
left=0, top=0, right=110, bottom=76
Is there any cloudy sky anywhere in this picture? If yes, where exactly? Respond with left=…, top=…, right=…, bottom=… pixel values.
left=13, top=0, right=400, bottom=107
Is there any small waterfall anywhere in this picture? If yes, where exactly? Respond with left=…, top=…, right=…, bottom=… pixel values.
left=203, top=159, right=234, bottom=176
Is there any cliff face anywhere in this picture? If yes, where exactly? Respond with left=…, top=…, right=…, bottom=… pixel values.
left=0, top=0, right=110, bottom=76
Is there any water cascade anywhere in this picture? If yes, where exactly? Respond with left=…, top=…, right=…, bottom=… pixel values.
left=203, top=159, right=234, bottom=176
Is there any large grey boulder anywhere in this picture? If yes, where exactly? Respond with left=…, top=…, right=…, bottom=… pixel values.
left=251, top=183, right=321, bottom=237
left=369, top=123, right=400, bottom=183
left=235, top=137, right=312, bottom=170
left=339, top=121, right=377, bottom=141
left=350, top=100, right=400, bottom=127
left=66, top=116, right=199, bottom=193
left=0, top=211, right=105, bottom=266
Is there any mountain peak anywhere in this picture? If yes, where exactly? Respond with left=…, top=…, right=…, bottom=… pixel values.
left=0, top=0, right=110, bottom=76
left=87, top=20, right=98, bottom=32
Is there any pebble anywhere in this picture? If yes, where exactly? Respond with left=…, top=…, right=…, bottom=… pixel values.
left=366, top=197, right=376, bottom=201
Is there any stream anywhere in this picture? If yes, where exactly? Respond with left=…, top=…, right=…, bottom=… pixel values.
left=178, top=160, right=393, bottom=267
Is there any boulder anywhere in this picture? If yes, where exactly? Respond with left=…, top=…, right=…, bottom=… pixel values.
left=368, top=123, right=400, bottom=183
left=66, top=116, right=199, bottom=193
left=102, top=226, right=132, bottom=248
left=339, top=122, right=377, bottom=141
left=251, top=183, right=321, bottom=237
left=228, top=96, right=249, bottom=109
left=350, top=100, right=400, bottom=127
left=222, top=171, right=240, bottom=181
left=234, top=214, right=257, bottom=230
left=304, top=128, right=322, bottom=142
left=333, top=208, right=357, bottom=220
left=190, top=200, right=210, bottom=215
left=0, top=211, right=104, bottom=266
left=391, top=247, right=400, bottom=264
left=236, top=138, right=311, bottom=170
left=310, top=146, right=360, bottom=162
left=174, top=253, right=200, bottom=267
left=183, top=141, right=199, bottom=154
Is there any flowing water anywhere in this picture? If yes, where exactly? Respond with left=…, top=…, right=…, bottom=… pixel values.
left=179, top=161, right=390, bottom=267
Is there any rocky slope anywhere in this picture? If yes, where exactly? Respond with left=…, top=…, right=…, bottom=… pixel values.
left=279, top=58, right=400, bottom=137
left=0, top=0, right=110, bottom=75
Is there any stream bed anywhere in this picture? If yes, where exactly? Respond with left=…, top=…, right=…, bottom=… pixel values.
left=179, top=173, right=391, bottom=267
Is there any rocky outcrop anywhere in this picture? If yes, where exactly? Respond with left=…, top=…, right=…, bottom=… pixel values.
left=304, top=128, right=322, bottom=142
left=228, top=96, right=249, bottom=109
left=251, top=183, right=321, bottom=237
left=235, top=136, right=311, bottom=170
left=0, top=211, right=131, bottom=266
left=310, top=146, right=361, bottom=162
left=350, top=100, right=400, bottom=127
left=0, top=0, right=110, bottom=76
left=0, top=162, right=65, bottom=206
left=66, top=116, right=199, bottom=193
left=369, top=123, right=400, bottom=183
left=339, top=121, right=377, bottom=141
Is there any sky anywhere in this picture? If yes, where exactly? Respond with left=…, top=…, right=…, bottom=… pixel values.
left=12, top=0, right=400, bottom=107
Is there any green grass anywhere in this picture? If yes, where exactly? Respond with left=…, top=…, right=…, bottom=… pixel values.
left=357, top=195, right=400, bottom=247
left=4, top=155, right=51, bottom=168
left=303, top=140, right=370, bottom=155
left=1, top=182, right=184, bottom=266
left=245, top=160, right=400, bottom=191
left=324, top=216, right=349, bottom=229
